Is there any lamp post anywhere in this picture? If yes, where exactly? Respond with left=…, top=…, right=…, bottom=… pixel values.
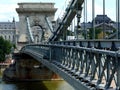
left=76, top=8, right=82, bottom=40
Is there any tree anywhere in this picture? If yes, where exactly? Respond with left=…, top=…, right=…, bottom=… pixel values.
left=0, top=36, right=12, bottom=61
left=88, top=28, right=102, bottom=39
left=61, top=29, right=74, bottom=40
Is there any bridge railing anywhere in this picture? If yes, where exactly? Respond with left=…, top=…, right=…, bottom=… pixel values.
left=21, top=44, right=50, bottom=59
left=20, top=40, right=120, bottom=89
left=51, top=44, right=120, bottom=89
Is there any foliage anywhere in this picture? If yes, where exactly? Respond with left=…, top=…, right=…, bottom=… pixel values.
left=61, top=29, right=74, bottom=40
left=88, top=27, right=117, bottom=39
left=88, top=28, right=102, bottom=39
left=12, top=44, right=17, bottom=49
left=0, top=36, right=12, bottom=61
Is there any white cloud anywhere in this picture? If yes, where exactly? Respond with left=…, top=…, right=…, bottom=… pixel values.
left=18, top=0, right=54, bottom=3
left=0, top=4, right=18, bottom=13
left=0, top=3, right=18, bottom=21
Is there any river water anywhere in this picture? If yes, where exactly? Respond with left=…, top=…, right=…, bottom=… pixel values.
left=0, top=71, right=75, bottom=90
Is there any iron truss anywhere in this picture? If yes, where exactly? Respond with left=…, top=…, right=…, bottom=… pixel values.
left=21, top=40, right=120, bottom=90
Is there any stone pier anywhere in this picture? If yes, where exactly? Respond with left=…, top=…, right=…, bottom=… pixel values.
left=3, top=53, right=62, bottom=81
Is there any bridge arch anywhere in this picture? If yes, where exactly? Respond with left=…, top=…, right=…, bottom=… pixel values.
left=31, top=25, right=44, bottom=43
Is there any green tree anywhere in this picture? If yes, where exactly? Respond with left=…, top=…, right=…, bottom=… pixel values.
left=0, top=36, right=12, bottom=61
left=61, top=29, right=74, bottom=40
left=88, top=28, right=102, bottom=39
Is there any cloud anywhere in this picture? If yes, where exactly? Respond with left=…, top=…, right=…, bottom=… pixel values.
left=0, top=3, right=18, bottom=21
left=0, top=4, right=18, bottom=13
left=18, top=0, right=55, bottom=3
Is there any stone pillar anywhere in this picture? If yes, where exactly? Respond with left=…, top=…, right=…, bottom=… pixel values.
left=16, top=3, right=57, bottom=43
left=15, top=60, right=20, bottom=78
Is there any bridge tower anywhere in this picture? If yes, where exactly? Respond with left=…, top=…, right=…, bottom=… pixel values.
left=16, top=3, right=57, bottom=43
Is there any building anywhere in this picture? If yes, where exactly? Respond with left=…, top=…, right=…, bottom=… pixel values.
left=81, top=15, right=117, bottom=39
left=93, top=15, right=112, bottom=24
left=0, top=18, right=18, bottom=45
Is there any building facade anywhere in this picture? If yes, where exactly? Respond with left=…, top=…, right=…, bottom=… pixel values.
left=81, top=15, right=117, bottom=39
left=0, top=19, right=18, bottom=45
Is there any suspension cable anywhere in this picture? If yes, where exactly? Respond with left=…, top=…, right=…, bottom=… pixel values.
left=103, top=0, right=105, bottom=39
left=84, top=0, right=87, bottom=39
left=117, top=0, right=120, bottom=39
left=92, top=0, right=95, bottom=39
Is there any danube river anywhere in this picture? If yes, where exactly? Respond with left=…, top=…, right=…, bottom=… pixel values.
left=0, top=71, right=75, bottom=90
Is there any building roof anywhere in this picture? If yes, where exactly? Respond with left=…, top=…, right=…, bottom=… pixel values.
left=0, top=22, right=16, bottom=29
left=93, top=15, right=112, bottom=24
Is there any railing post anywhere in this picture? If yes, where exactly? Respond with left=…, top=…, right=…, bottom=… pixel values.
left=117, top=51, right=120, bottom=89
left=49, top=46, right=52, bottom=62
left=117, top=61, right=120, bottom=89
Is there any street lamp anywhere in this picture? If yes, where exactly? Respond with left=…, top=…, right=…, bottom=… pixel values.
left=76, top=8, right=82, bottom=40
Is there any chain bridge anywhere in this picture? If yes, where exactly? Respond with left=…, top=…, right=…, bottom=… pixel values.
left=16, top=0, right=120, bottom=90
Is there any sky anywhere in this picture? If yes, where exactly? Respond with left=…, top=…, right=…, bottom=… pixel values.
left=86, top=0, right=116, bottom=22
left=0, top=0, right=116, bottom=22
